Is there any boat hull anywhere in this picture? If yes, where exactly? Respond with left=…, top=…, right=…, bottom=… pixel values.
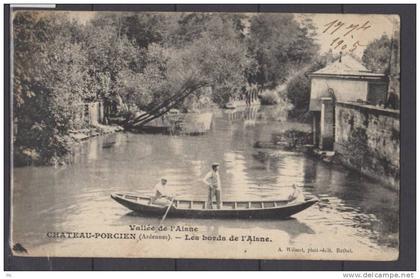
left=111, top=193, right=318, bottom=219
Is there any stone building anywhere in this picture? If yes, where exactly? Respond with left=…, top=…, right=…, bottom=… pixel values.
left=308, top=55, right=400, bottom=189
left=308, top=55, right=388, bottom=150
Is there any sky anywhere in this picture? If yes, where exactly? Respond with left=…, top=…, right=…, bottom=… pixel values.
left=299, top=13, right=399, bottom=58
left=65, top=11, right=399, bottom=58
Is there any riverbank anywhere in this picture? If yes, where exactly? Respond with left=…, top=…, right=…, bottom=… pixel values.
left=69, top=124, right=124, bottom=142
left=14, top=124, right=124, bottom=167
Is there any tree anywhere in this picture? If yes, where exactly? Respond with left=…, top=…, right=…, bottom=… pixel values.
left=13, top=12, right=91, bottom=165
left=14, top=11, right=322, bottom=164
left=121, top=13, right=170, bottom=49
left=286, top=54, right=332, bottom=116
left=132, top=14, right=254, bottom=111
left=247, top=14, right=319, bottom=89
left=362, top=34, right=398, bottom=74
left=169, top=13, right=214, bottom=47
left=85, top=14, right=142, bottom=101
left=172, top=15, right=254, bottom=106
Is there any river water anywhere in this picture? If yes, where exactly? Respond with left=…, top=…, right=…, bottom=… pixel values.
left=11, top=106, right=399, bottom=260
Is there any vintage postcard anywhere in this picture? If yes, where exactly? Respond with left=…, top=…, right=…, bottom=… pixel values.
left=9, top=9, right=400, bottom=261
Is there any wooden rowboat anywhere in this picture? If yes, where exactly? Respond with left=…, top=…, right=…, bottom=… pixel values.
left=111, top=193, right=318, bottom=219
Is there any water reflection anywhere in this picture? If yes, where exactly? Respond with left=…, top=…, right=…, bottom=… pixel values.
left=12, top=106, right=398, bottom=257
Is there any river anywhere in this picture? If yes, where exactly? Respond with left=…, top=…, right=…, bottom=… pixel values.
left=11, top=106, right=399, bottom=260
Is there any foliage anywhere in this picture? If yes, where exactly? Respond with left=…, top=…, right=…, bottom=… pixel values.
left=85, top=14, right=142, bottom=100
left=120, top=13, right=170, bottom=49
left=133, top=14, right=253, bottom=108
left=362, top=34, right=398, bottom=74
left=247, top=14, right=319, bottom=89
left=259, top=90, right=281, bottom=105
left=13, top=12, right=91, bottom=165
left=286, top=54, right=332, bottom=114
left=286, top=74, right=311, bottom=111
left=272, top=129, right=313, bottom=146
left=184, top=31, right=251, bottom=106
left=12, top=11, right=320, bottom=165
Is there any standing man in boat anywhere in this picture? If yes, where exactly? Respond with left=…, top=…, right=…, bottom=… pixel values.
left=202, top=163, right=222, bottom=209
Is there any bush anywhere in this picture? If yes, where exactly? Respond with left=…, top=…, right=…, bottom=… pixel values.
left=286, top=74, right=310, bottom=111
left=286, top=55, right=331, bottom=117
left=260, top=89, right=281, bottom=105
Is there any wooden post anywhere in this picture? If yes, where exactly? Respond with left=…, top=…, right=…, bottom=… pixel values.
left=320, top=97, right=334, bottom=150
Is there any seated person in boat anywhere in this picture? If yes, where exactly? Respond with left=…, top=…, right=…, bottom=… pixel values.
left=288, top=184, right=305, bottom=203
left=150, top=178, right=173, bottom=205
left=202, top=163, right=222, bottom=209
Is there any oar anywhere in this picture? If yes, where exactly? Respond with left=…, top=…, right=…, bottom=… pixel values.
left=155, top=198, right=175, bottom=233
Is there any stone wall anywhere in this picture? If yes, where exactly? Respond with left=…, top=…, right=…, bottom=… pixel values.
left=334, top=102, right=400, bottom=189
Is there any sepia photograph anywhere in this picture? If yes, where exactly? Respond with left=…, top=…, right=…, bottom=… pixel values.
left=8, top=8, right=400, bottom=261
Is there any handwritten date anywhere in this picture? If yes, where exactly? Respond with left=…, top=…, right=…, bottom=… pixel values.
left=323, top=19, right=371, bottom=52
